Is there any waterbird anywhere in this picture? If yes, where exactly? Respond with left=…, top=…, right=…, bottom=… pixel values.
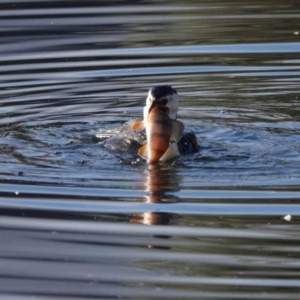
left=131, top=85, right=193, bottom=164
left=98, top=85, right=199, bottom=161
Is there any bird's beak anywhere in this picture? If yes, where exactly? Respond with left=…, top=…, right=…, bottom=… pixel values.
left=149, top=97, right=168, bottom=112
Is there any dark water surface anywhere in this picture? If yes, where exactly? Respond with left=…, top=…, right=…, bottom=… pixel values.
left=1, top=0, right=300, bottom=299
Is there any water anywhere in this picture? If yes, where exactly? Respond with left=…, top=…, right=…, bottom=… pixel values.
left=1, top=1, right=300, bottom=299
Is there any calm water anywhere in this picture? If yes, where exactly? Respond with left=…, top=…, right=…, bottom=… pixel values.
left=1, top=1, right=300, bottom=299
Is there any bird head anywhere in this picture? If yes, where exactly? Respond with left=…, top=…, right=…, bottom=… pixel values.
left=143, top=85, right=179, bottom=121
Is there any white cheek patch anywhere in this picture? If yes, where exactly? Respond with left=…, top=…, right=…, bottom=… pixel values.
left=144, top=94, right=154, bottom=123
left=146, top=90, right=153, bottom=107
left=143, top=106, right=149, bottom=123
left=167, top=94, right=179, bottom=120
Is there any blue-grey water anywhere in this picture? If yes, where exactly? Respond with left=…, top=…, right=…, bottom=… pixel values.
left=1, top=1, right=300, bottom=299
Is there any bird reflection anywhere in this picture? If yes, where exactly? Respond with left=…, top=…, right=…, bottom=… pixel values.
left=130, top=164, right=180, bottom=226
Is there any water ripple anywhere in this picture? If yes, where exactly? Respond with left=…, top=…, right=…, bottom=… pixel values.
left=1, top=1, right=300, bottom=299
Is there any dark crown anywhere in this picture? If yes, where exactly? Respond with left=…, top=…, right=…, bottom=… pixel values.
left=150, top=85, right=177, bottom=100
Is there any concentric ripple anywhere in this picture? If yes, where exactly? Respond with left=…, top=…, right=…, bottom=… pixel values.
left=0, top=1, right=300, bottom=299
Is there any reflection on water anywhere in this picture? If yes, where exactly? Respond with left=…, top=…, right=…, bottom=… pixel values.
left=1, top=0, right=300, bottom=299
left=131, top=165, right=180, bottom=226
